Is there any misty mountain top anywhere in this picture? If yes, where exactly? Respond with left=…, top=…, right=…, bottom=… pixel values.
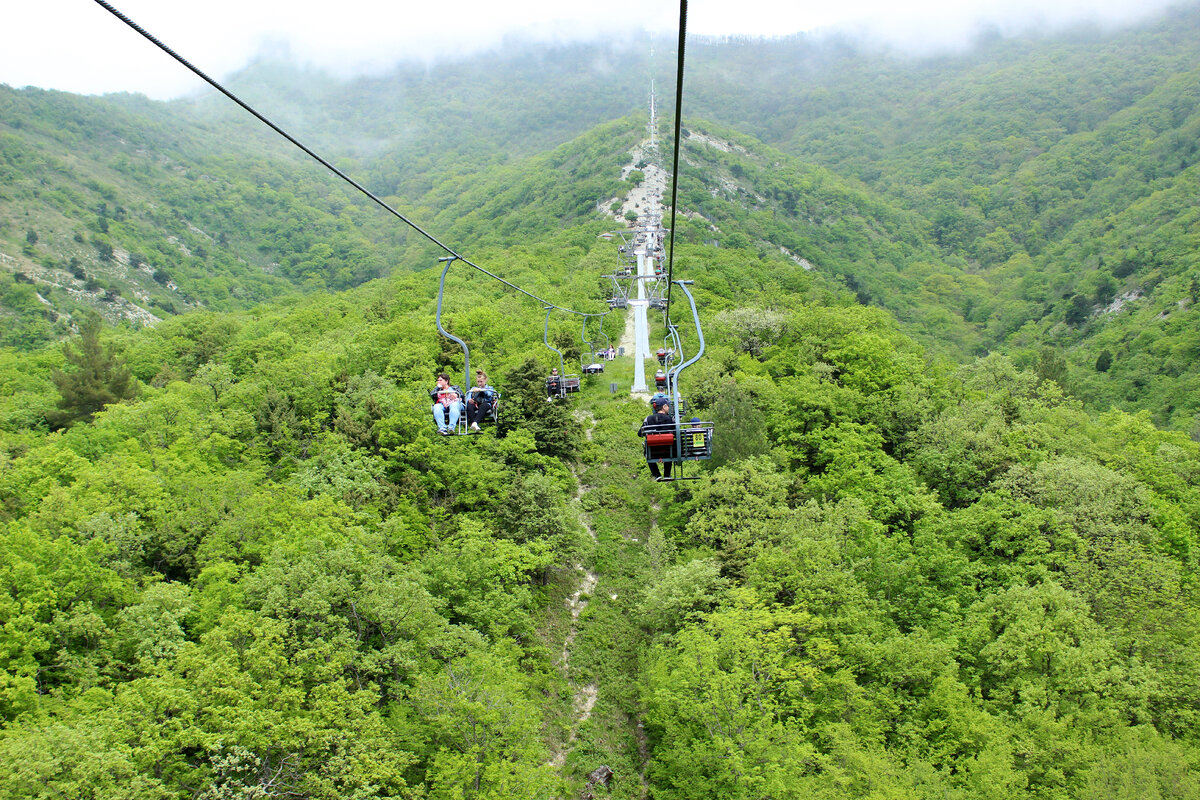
left=3, top=0, right=1193, bottom=99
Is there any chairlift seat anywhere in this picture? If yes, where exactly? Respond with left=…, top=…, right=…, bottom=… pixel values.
left=642, top=421, right=714, bottom=462
left=547, top=375, right=582, bottom=398
left=679, top=422, right=713, bottom=459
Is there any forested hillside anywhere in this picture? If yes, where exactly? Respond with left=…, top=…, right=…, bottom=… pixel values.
left=0, top=84, right=376, bottom=343
left=2, top=229, right=1198, bottom=797
left=3, top=4, right=1200, bottom=798
left=681, top=5, right=1200, bottom=430
left=9, top=7, right=1200, bottom=424
left=0, top=33, right=655, bottom=350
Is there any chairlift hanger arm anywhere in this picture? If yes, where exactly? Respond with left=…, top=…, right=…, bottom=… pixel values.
left=665, top=324, right=683, bottom=366
left=436, top=257, right=471, bottom=388
left=664, top=0, right=689, bottom=319
left=668, top=281, right=705, bottom=433
left=543, top=307, right=566, bottom=376
left=598, top=313, right=613, bottom=351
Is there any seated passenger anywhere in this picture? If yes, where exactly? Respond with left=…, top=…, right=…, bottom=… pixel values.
left=654, top=369, right=668, bottom=392
left=546, top=367, right=562, bottom=399
left=650, top=391, right=670, bottom=411
left=639, top=403, right=675, bottom=479
left=684, top=416, right=707, bottom=455
left=465, top=369, right=497, bottom=431
left=430, top=373, right=464, bottom=434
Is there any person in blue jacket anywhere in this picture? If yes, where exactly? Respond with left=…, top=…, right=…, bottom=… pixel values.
left=465, top=369, right=498, bottom=431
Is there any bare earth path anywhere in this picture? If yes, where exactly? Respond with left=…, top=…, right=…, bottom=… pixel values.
left=550, top=415, right=601, bottom=773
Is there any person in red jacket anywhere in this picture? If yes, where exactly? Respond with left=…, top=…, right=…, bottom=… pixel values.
left=430, top=373, right=463, bottom=434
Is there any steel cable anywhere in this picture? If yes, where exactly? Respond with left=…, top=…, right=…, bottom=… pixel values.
left=91, top=0, right=605, bottom=318
left=663, top=0, right=688, bottom=331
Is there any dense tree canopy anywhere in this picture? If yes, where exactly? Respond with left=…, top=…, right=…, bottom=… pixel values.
left=4, top=6, right=1200, bottom=797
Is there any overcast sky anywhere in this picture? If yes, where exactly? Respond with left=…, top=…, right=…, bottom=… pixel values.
left=2, top=0, right=1186, bottom=99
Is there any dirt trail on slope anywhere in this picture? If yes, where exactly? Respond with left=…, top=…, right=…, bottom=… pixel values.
left=550, top=416, right=602, bottom=772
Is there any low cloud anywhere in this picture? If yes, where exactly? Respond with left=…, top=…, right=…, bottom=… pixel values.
left=1, top=0, right=1187, bottom=99
left=807, top=0, right=1185, bottom=54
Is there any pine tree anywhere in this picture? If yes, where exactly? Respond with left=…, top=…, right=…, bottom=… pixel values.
left=49, top=313, right=136, bottom=427
left=499, top=358, right=578, bottom=459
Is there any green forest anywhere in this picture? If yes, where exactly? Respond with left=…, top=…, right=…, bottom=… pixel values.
left=3, top=4, right=1200, bottom=799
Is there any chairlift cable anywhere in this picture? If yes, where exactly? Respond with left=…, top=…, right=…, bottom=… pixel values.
left=92, top=0, right=602, bottom=319
left=663, top=0, right=688, bottom=330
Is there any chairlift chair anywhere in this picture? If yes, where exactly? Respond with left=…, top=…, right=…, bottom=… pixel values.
left=545, top=372, right=581, bottom=398
left=641, top=281, right=716, bottom=481
left=648, top=279, right=668, bottom=310
left=433, top=257, right=501, bottom=436
left=542, top=307, right=581, bottom=400
left=643, top=419, right=714, bottom=473
left=580, top=315, right=606, bottom=374
left=606, top=273, right=631, bottom=309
